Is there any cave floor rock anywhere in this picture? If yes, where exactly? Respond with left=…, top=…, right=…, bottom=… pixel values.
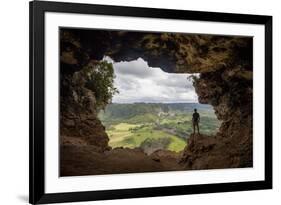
left=60, top=145, right=185, bottom=176
left=60, top=133, right=251, bottom=177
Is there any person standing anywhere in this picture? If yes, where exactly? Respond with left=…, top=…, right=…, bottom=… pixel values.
left=192, top=109, right=200, bottom=134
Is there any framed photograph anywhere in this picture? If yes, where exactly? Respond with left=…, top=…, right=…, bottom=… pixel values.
left=29, top=1, right=272, bottom=204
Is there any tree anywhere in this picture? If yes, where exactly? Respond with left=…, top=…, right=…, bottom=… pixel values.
left=84, top=61, right=119, bottom=110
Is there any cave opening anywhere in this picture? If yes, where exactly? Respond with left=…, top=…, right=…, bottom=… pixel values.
left=60, top=28, right=253, bottom=176
left=98, top=57, right=221, bottom=155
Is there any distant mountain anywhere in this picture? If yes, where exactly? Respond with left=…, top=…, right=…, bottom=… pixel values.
left=99, top=103, right=214, bottom=121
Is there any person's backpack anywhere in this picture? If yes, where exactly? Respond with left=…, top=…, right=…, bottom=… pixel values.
left=193, top=113, right=199, bottom=122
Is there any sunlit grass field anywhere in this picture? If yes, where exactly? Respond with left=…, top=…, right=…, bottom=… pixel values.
left=99, top=103, right=220, bottom=153
left=107, top=123, right=186, bottom=152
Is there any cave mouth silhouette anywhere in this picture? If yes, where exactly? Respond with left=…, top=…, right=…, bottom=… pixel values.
left=60, top=29, right=253, bottom=176
left=98, top=57, right=221, bottom=154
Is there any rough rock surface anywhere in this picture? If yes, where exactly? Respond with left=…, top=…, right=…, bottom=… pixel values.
left=61, top=145, right=183, bottom=176
left=180, top=134, right=249, bottom=169
left=60, top=29, right=253, bottom=175
left=60, top=55, right=110, bottom=150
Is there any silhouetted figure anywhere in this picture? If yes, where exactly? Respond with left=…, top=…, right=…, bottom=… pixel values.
left=192, top=109, right=200, bottom=134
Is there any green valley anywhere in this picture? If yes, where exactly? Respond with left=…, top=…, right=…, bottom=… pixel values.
left=98, top=103, right=220, bottom=154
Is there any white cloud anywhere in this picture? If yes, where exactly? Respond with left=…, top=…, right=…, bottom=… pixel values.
left=110, top=58, right=198, bottom=103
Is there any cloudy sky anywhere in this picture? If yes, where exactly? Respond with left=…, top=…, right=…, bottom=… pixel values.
left=106, top=57, right=198, bottom=104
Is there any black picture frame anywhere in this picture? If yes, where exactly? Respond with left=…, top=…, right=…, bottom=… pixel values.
left=29, top=1, right=272, bottom=204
